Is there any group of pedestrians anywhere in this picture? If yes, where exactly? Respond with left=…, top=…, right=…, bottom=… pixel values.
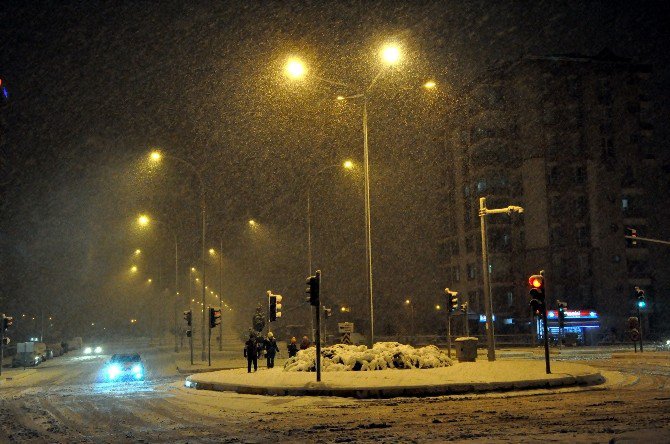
left=244, top=333, right=312, bottom=373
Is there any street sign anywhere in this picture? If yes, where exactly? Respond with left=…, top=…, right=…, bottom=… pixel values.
left=338, top=322, right=354, bottom=333
left=341, top=332, right=351, bottom=344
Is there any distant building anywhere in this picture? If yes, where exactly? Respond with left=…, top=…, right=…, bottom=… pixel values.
left=442, top=50, right=658, bottom=342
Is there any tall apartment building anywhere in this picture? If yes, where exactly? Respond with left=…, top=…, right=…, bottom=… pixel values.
left=441, top=51, right=657, bottom=341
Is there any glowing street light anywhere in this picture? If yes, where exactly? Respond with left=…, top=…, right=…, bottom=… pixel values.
left=381, top=44, right=401, bottom=65
left=208, top=248, right=216, bottom=255
left=135, top=249, right=142, bottom=255
left=286, top=42, right=414, bottom=347
left=285, top=58, right=306, bottom=79
left=248, top=219, right=257, bottom=227
left=435, top=304, right=441, bottom=310
left=146, top=148, right=207, bottom=360
left=423, top=80, right=436, bottom=89
left=138, top=215, right=150, bottom=226
left=147, top=278, right=153, bottom=284
left=130, top=265, right=138, bottom=273
left=343, top=160, right=354, bottom=170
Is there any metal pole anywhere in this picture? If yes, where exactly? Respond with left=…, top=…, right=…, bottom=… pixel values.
left=638, top=306, right=644, bottom=353
left=315, top=271, right=322, bottom=382
left=479, top=197, right=495, bottom=361
left=542, top=305, right=551, bottom=374
left=218, top=238, right=223, bottom=351
left=363, top=98, right=375, bottom=348
left=447, top=313, right=452, bottom=358
left=158, top=255, right=163, bottom=345
left=201, top=204, right=207, bottom=361
left=174, top=238, right=179, bottom=352
left=464, top=303, right=470, bottom=337
left=208, top=307, right=212, bottom=367
left=307, top=190, right=315, bottom=343
left=40, top=308, right=44, bottom=342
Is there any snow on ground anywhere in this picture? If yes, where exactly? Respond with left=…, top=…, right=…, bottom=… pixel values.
left=189, top=360, right=601, bottom=390
left=284, top=342, right=453, bottom=372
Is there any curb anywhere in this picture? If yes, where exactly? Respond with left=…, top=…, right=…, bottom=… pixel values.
left=611, top=352, right=670, bottom=360
left=185, top=372, right=605, bottom=399
left=176, top=366, right=231, bottom=375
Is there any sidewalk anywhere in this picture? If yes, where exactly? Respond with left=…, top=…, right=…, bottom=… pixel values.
left=185, top=360, right=604, bottom=399
left=0, top=368, right=37, bottom=384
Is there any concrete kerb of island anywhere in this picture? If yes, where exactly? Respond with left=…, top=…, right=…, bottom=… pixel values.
left=184, top=361, right=605, bottom=399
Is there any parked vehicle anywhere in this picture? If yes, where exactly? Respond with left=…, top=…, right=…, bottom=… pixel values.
left=47, top=343, right=63, bottom=357
left=13, top=342, right=42, bottom=367
left=66, top=337, right=83, bottom=351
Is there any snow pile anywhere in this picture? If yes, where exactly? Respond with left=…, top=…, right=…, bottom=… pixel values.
left=284, top=342, right=453, bottom=372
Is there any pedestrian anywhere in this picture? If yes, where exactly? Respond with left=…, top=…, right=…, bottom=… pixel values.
left=264, top=332, right=280, bottom=368
left=244, top=334, right=258, bottom=373
left=287, top=337, right=298, bottom=358
left=300, top=335, right=310, bottom=350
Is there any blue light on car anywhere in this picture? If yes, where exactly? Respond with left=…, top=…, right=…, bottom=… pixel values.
left=107, top=364, right=121, bottom=379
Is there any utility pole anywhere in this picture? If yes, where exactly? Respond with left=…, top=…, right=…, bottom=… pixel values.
left=218, top=238, right=223, bottom=351
left=479, top=198, right=524, bottom=362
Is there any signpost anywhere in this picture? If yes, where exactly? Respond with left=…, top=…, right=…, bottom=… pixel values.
left=338, top=322, right=354, bottom=344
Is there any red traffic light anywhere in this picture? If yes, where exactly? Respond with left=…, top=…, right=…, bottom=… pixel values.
left=529, top=275, right=543, bottom=288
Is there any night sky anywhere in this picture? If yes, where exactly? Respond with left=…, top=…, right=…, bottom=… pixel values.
left=1, top=1, right=669, bottom=337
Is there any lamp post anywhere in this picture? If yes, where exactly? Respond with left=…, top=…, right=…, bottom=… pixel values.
left=285, top=44, right=405, bottom=347
left=305, top=160, right=354, bottom=342
left=137, top=214, right=180, bottom=352
left=149, top=150, right=207, bottom=361
left=478, top=197, right=524, bottom=361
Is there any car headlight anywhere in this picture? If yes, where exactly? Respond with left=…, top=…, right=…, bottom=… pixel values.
left=84, top=347, right=92, bottom=354
left=107, top=364, right=121, bottom=379
left=94, top=346, right=102, bottom=354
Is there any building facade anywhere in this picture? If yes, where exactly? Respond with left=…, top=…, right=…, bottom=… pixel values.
left=442, top=51, right=657, bottom=341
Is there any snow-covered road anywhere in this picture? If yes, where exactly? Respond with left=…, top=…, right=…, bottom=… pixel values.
left=1, top=348, right=669, bottom=442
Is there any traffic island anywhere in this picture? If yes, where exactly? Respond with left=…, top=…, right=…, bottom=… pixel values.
left=185, top=360, right=605, bottom=399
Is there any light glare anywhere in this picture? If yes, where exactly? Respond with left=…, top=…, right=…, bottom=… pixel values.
left=381, top=45, right=401, bottom=65
left=285, top=59, right=306, bottom=79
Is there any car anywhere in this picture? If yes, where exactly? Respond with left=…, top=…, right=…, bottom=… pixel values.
left=84, top=345, right=104, bottom=355
left=103, top=353, right=145, bottom=381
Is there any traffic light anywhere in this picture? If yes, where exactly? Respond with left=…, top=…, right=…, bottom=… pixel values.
left=557, top=301, right=567, bottom=328
left=626, top=227, right=638, bottom=247
left=528, top=274, right=545, bottom=316
left=1, top=337, right=9, bottom=345
left=323, top=307, right=332, bottom=318
left=1, top=315, right=13, bottom=332
left=268, top=292, right=283, bottom=322
left=183, top=310, right=192, bottom=327
left=306, top=271, right=320, bottom=307
left=444, top=288, right=459, bottom=313
left=635, top=287, right=646, bottom=309
left=460, top=302, right=468, bottom=314
left=209, top=307, right=222, bottom=329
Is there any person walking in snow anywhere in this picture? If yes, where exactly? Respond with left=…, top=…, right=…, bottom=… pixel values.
left=300, top=335, right=310, bottom=350
left=287, top=337, right=298, bottom=358
left=244, top=334, right=258, bottom=373
left=264, top=332, right=280, bottom=368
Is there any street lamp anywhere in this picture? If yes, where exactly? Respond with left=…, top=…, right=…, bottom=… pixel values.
left=137, top=213, right=180, bottom=352
left=305, top=160, right=355, bottom=342
left=285, top=44, right=405, bottom=347
left=404, top=299, right=415, bottom=341
left=478, top=197, right=524, bottom=361
left=148, top=148, right=208, bottom=361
